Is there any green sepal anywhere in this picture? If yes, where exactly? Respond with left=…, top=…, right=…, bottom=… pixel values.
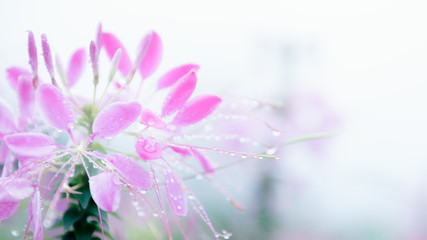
left=63, top=204, right=84, bottom=230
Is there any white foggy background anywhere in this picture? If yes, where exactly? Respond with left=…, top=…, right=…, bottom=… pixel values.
left=1, top=0, right=427, bottom=238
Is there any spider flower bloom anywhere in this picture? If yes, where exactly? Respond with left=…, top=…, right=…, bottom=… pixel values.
left=0, top=25, right=280, bottom=240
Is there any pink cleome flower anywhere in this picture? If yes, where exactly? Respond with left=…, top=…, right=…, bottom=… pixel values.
left=0, top=24, right=278, bottom=239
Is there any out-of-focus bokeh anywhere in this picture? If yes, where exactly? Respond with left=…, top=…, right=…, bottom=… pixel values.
left=1, top=0, right=427, bottom=239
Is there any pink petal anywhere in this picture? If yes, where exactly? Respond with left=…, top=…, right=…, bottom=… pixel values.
left=28, top=191, right=43, bottom=240
left=105, top=153, right=152, bottom=189
left=161, top=71, right=197, bottom=117
left=0, top=177, right=34, bottom=202
left=164, top=171, right=187, bottom=217
left=0, top=100, right=17, bottom=138
left=18, top=74, right=35, bottom=125
left=92, top=101, right=141, bottom=139
left=169, top=146, right=191, bottom=157
left=89, top=172, right=121, bottom=212
left=157, top=64, right=200, bottom=90
left=0, top=142, right=10, bottom=164
left=4, top=132, right=56, bottom=158
left=140, top=109, right=166, bottom=129
left=15, top=154, right=35, bottom=167
left=135, top=136, right=163, bottom=161
left=102, top=33, right=132, bottom=76
left=138, top=31, right=162, bottom=79
left=28, top=31, right=38, bottom=76
left=41, top=34, right=55, bottom=79
left=36, top=84, right=74, bottom=130
left=67, top=48, right=86, bottom=87
left=0, top=201, right=20, bottom=221
left=190, top=149, right=215, bottom=174
left=172, top=94, right=222, bottom=126
left=5, top=67, right=31, bottom=90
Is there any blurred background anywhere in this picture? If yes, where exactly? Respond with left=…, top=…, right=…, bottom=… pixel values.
left=1, top=0, right=427, bottom=239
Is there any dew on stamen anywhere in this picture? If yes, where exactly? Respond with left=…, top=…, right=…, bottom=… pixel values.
left=266, top=147, right=277, bottom=155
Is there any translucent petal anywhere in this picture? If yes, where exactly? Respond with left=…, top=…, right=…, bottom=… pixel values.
left=161, top=71, right=197, bottom=117
left=4, top=132, right=56, bottom=158
left=140, top=109, right=166, bottom=129
left=138, top=31, right=162, bottom=79
left=190, top=149, right=215, bottom=173
left=0, top=100, right=17, bottom=137
left=41, top=34, right=54, bottom=79
left=102, top=33, right=132, bottom=76
left=165, top=171, right=187, bottom=217
left=135, top=136, right=163, bottom=161
left=157, top=64, right=200, bottom=90
left=0, top=201, right=19, bottom=221
left=67, top=48, right=86, bottom=87
left=0, top=177, right=34, bottom=202
left=172, top=94, right=222, bottom=126
left=27, top=191, right=43, bottom=240
left=28, top=31, right=38, bottom=76
left=0, top=142, right=10, bottom=164
left=89, top=172, right=121, bottom=212
left=36, top=84, right=74, bottom=130
left=92, top=102, right=141, bottom=139
left=5, top=67, right=31, bottom=90
left=17, top=75, right=35, bottom=125
left=96, top=23, right=102, bottom=49
left=105, top=153, right=152, bottom=189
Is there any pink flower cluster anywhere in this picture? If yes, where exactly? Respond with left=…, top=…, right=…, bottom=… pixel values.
left=0, top=24, right=256, bottom=239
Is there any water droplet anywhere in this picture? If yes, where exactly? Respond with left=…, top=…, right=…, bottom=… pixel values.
left=195, top=174, right=203, bottom=180
left=187, top=195, right=194, bottom=199
left=266, top=147, right=277, bottom=155
left=241, top=155, right=247, bottom=159
left=203, top=124, right=213, bottom=132
left=11, top=230, right=19, bottom=237
left=137, top=210, right=144, bottom=216
left=152, top=212, right=159, bottom=217
left=272, top=130, right=281, bottom=137
left=222, top=230, right=232, bottom=239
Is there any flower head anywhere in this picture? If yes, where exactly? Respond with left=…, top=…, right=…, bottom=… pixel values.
left=0, top=24, right=281, bottom=240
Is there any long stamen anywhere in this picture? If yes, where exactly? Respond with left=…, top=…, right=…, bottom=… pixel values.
left=148, top=162, right=172, bottom=239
